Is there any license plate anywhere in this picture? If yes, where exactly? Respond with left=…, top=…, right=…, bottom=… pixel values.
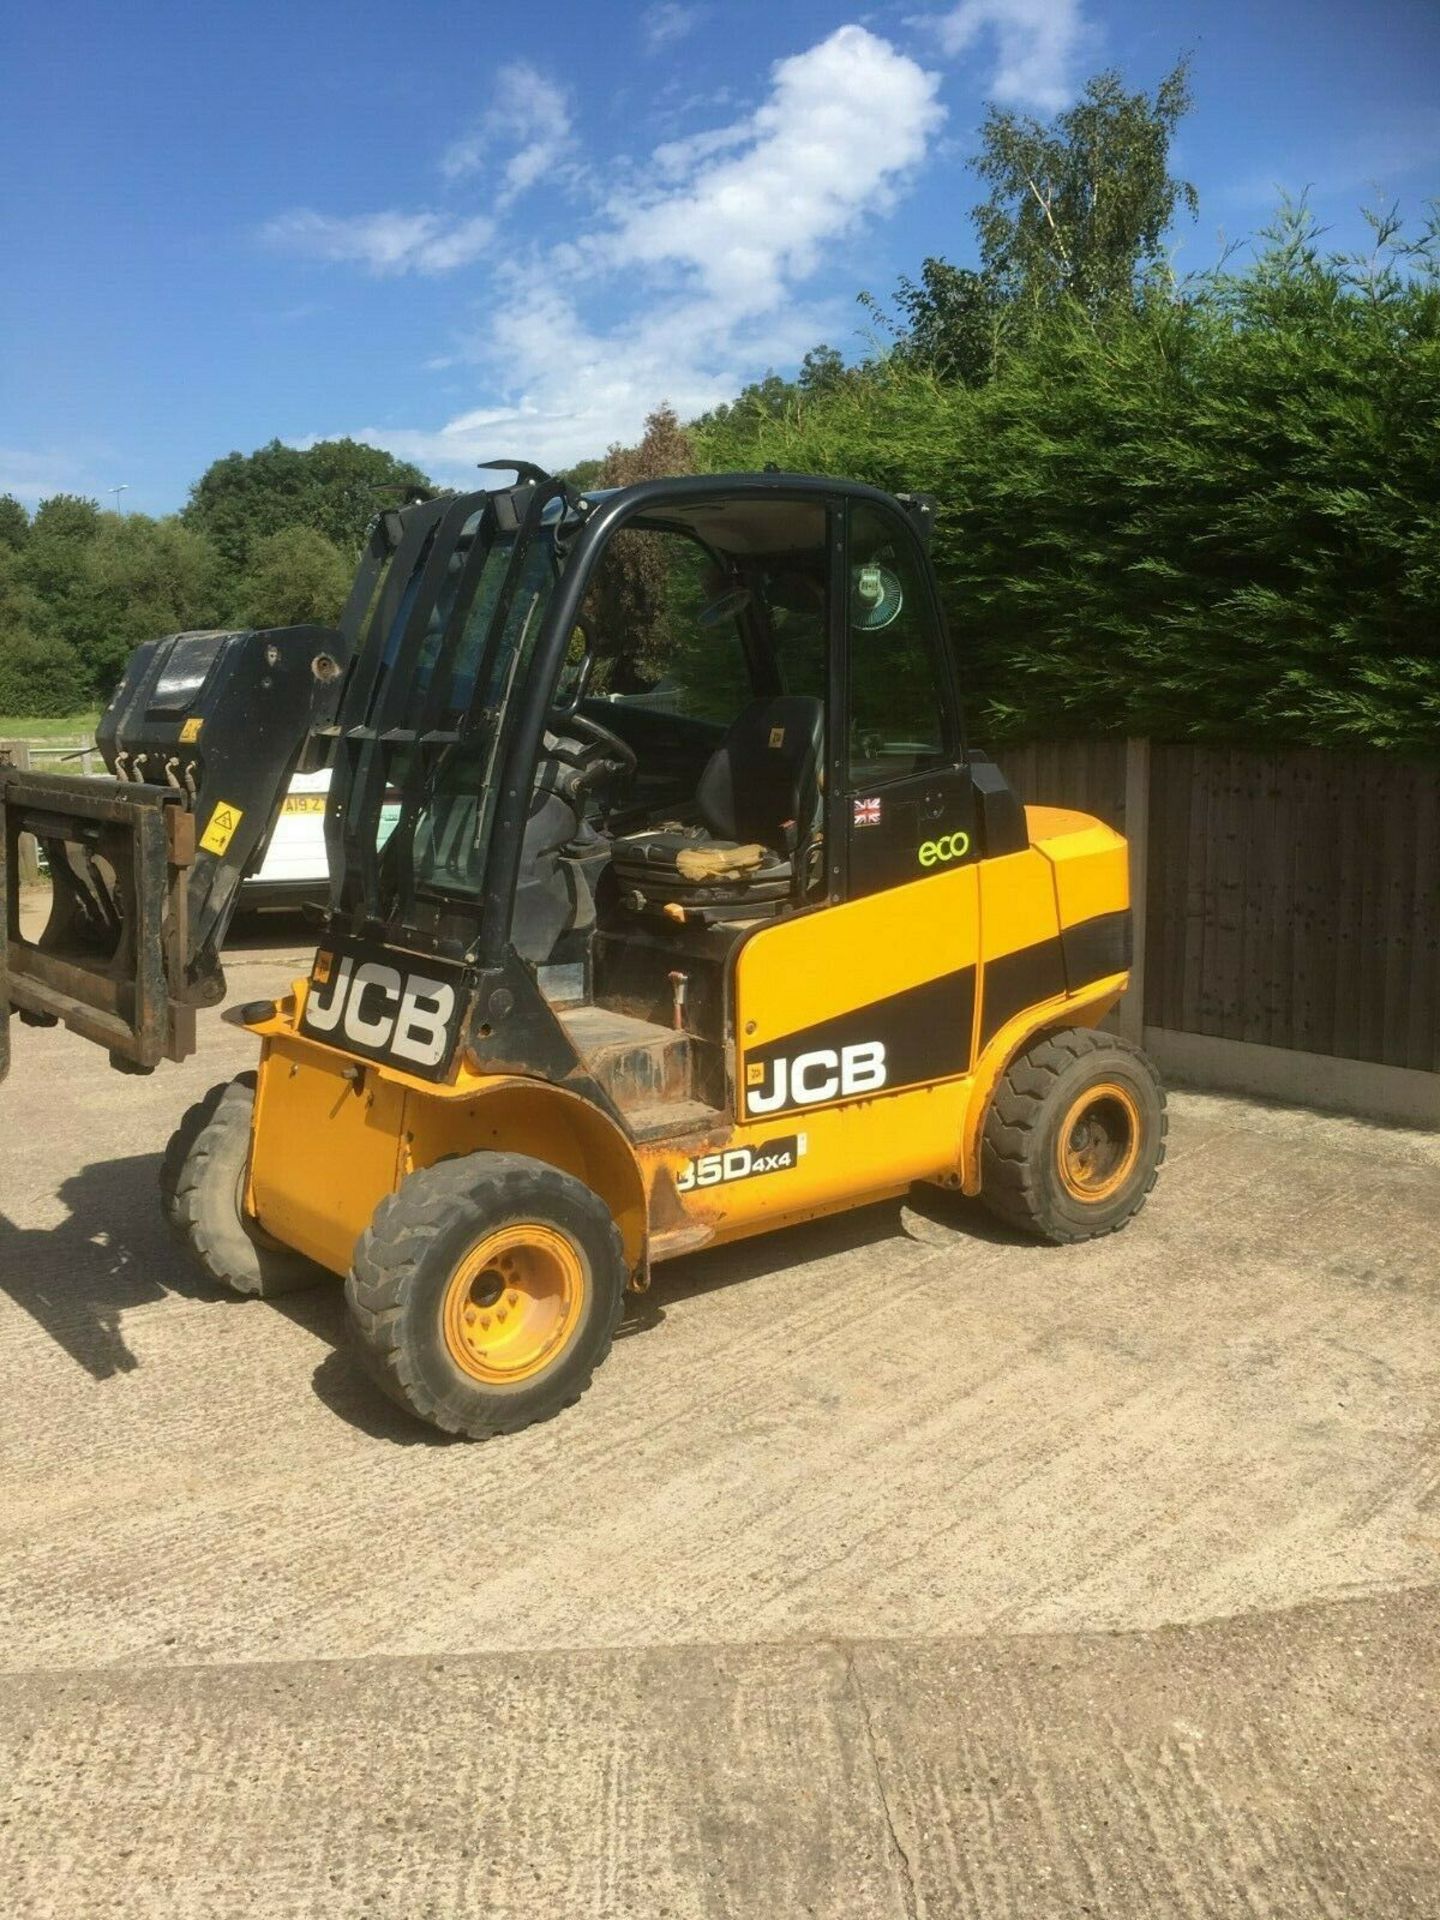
left=282, top=794, right=326, bottom=815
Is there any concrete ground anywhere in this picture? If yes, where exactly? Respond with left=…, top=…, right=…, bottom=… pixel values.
left=2, top=918, right=1438, bottom=1917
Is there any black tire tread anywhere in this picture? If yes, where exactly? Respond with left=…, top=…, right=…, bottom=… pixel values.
left=980, top=1027, right=1167, bottom=1244
left=345, top=1153, right=626, bottom=1439
left=166, top=1072, right=318, bottom=1297
left=159, top=1078, right=234, bottom=1236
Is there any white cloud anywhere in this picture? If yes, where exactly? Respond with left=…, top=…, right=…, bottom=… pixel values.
left=408, top=215, right=499, bottom=273
left=0, top=446, right=98, bottom=504
left=651, top=119, right=751, bottom=179
left=292, top=26, right=944, bottom=472
left=263, top=63, right=571, bottom=272
left=607, top=26, right=942, bottom=317
left=349, top=290, right=830, bottom=477
left=641, top=3, right=705, bottom=55
left=921, top=0, right=1087, bottom=112
left=441, top=61, right=573, bottom=207
left=262, top=209, right=494, bottom=275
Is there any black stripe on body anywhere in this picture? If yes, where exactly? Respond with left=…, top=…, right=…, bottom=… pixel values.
left=738, top=908, right=1130, bottom=1117
left=978, top=908, right=1132, bottom=1051
left=1061, top=908, right=1132, bottom=995
left=977, top=939, right=1067, bottom=1052
left=745, top=965, right=977, bottom=1110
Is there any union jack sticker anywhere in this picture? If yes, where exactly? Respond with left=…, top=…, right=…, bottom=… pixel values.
left=853, top=796, right=882, bottom=827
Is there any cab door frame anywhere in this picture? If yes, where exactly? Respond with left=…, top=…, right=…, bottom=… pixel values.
left=826, top=492, right=975, bottom=905
left=730, top=495, right=984, bottom=1129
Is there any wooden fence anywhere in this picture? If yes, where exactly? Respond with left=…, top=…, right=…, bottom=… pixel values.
left=990, top=738, right=1130, bottom=835
left=5, top=730, right=1436, bottom=1120
left=992, top=739, right=1440, bottom=1125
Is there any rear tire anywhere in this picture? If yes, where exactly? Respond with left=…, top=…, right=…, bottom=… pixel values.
left=163, top=1073, right=323, bottom=1297
left=980, top=1027, right=1166, bottom=1244
left=345, top=1152, right=626, bottom=1440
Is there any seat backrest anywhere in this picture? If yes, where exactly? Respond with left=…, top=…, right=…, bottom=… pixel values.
left=696, top=695, right=824, bottom=849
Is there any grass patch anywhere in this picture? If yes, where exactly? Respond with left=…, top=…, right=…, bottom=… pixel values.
left=0, top=712, right=100, bottom=744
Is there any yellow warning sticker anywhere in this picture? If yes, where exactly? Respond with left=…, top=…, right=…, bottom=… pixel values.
left=199, top=802, right=244, bottom=857
left=179, top=717, right=203, bottom=743
left=768, top=726, right=785, bottom=748
left=312, top=951, right=333, bottom=987
left=746, top=1061, right=765, bottom=1086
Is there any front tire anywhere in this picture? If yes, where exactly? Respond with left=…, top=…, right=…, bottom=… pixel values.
left=980, top=1028, right=1166, bottom=1243
left=162, top=1073, right=323, bottom=1297
left=345, top=1153, right=626, bottom=1439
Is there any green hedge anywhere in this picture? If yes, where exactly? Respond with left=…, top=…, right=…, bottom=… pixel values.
left=696, top=258, right=1440, bottom=753
left=0, top=630, right=89, bottom=718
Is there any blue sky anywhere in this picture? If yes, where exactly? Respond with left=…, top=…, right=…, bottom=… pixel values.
left=3, top=0, right=1437, bottom=515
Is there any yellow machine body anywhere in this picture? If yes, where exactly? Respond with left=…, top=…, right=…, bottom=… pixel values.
left=244, top=807, right=1129, bottom=1285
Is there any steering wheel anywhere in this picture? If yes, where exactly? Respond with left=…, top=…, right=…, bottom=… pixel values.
left=563, top=707, right=638, bottom=776
left=545, top=706, right=637, bottom=794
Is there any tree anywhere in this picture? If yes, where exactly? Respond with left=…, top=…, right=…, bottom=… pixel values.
left=22, top=494, right=100, bottom=600
left=973, top=57, right=1198, bottom=315
left=867, top=59, right=1196, bottom=381
left=587, top=405, right=698, bottom=688
left=12, top=496, right=101, bottom=661
left=887, top=259, right=1003, bottom=386
left=0, top=495, right=29, bottom=551
left=692, top=370, right=798, bottom=435
left=560, top=457, right=607, bottom=491
left=691, top=203, right=1440, bottom=755
left=798, top=345, right=848, bottom=394
left=0, top=551, right=64, bottom=713
left=0, top=629, right=89, bottom=716
left=29, top=494, right=101, bottom=543
left=63, top=514, right=224, bottom=692
left=183, top=437, right=433, bottom=573
left=233, top=525, right=353, bottom=628
left=596, top=404, right=695, bottom=492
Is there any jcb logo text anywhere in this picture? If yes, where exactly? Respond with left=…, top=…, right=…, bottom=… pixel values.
left=304, top=955, right=457, bottom=1069
left=745, top=1041, right=886, bottom=1115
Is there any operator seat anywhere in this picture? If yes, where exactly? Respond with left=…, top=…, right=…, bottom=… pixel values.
left=608, top=693, right=823, bottom=918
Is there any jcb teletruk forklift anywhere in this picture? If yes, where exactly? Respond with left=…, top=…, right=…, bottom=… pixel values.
left=1, top=466, right=1165, bottom=1437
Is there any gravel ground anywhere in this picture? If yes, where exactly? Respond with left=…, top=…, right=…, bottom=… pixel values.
left=2, top=920, right=1437, bottom=1916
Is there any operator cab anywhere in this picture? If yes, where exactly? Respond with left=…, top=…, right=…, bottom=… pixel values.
left=571, top=492, right=833, bottom=931
left=547, top=482, right=985, bottom=944
left=316, top=468, right=1025, bottom=1117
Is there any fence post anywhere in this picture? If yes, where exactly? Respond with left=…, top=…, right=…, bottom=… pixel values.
left=0, top=741, right=42, bottom=886
left=1119, top=737, right=1151, bottom=1045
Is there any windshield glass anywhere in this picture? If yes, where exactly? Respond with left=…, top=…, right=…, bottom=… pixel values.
left=406, top=530, right=558, bottom=901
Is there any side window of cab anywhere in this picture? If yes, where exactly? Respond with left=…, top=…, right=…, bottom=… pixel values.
left=846, top=502, right=954, bottom=788
left=589, top=529, right=752, bottom=722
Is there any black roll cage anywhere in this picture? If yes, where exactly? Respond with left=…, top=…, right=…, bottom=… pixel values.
left=478, top=472, right=961, bottom=968
left=321, top=470, right=958, bottom=972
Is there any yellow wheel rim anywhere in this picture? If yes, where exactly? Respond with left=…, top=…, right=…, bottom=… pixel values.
left=1057, top=1081, right=1142, bottom=1203
left=441, top=1223, right=588, bottom=1385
